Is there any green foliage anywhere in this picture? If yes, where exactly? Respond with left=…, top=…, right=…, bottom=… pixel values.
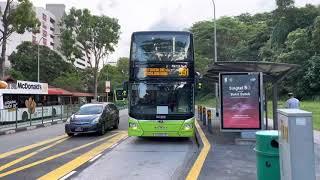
left=52, top=72, right=85, bottom=92
left=8, top=68, right=25, bottom=80
left=0, top=0, right=40, bottom=76
left=7, top=0, right=40, bottom=34
left=98, top=57, right=129, bottom=93
left=9, top=42, right=74, bottom=83
left=191, top=2, right=320, bottom=100
left=60, top=7, right=121, bottom=98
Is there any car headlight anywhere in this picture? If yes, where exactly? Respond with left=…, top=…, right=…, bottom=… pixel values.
left=184, top=124, right=193, bottom=130
left=91, top=117, right=100, bottom=124
left=66, top=117, right=71, bottom=124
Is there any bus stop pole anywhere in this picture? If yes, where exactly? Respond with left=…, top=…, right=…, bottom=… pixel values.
left=272, top=83, right=278, bottom=130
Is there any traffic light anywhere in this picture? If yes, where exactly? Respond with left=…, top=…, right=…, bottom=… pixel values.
left=197, top=82, right=202, bottom=90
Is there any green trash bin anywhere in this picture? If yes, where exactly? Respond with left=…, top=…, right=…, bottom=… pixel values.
left=254, top=130, right=280, bottom=180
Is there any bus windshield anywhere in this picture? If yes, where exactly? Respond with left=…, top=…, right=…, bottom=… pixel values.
left=129, top=82, right=193, bottom=120
left=131, top=33, right=192, bottom=62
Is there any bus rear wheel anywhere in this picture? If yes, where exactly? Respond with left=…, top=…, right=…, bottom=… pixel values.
left=67, top=133, right=74, bottom=137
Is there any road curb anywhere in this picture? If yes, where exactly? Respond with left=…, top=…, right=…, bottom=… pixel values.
left=0, top=120, right=67, bottom=136
left=185, top=119, right=211, bottom=180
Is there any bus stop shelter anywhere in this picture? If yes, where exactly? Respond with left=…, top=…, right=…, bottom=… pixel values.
left=203, top=61, right=299, bottom=129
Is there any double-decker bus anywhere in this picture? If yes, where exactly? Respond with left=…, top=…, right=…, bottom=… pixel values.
left=128, top=31, right=195, bottom=137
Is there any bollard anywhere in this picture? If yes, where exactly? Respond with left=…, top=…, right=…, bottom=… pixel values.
left=202, top=107, right=206, bottom=125
left=199, top=106, right=202, bottom=121
left=207, top=110, right=212, bottom=133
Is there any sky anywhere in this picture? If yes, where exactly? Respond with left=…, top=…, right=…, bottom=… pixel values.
left=31, top=0, right=320, bottom=63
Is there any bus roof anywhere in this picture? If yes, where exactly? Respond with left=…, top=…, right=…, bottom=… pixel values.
left=132, top=31, right=192, bottom=36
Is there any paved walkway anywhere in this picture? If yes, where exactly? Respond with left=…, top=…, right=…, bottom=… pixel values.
left=196, top=113, right=320, bottom=180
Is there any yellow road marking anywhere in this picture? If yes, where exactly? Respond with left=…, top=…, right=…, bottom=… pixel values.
left=0, top=134, right=67, bottom=159
left=186, top=120, right=211, bottom=180
left=38, top=132, right=128, bottom=180
left=0, top=137, right=68, bottom=172
left=0, top=133, right=119, bottom=178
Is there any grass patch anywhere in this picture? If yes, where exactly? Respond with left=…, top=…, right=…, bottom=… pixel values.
left=196, top=94, right=216, bottom=108
left=197, top=96, right=320, bottom=130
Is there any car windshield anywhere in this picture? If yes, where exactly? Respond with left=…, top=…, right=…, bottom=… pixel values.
left=76, top=105, right=103, bottom=115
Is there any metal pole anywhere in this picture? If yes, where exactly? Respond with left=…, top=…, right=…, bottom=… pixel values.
left=41, top=105, right=44, bottom=124
left=211, top=0, right=217, bottom=63
left=272, top=83, right=278, bottom=130
left=37, top=43, right=40, bottom=82
left=211, top=0, right=219, bottom=120
left=37, top=37, right=44, bottom=83
left=15, top=108, right=18, bottom=129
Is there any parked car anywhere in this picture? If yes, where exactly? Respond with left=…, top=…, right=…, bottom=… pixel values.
left=65, top=102, right=119, bottom=136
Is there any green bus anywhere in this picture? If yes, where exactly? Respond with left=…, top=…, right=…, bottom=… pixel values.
left=128, top=31, right=195, bottom=137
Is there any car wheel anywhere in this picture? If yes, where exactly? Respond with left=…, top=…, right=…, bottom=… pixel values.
left=67, top=133, right=74, bottom=137
left=113, top=117, right=119, bottom=129
left=99, top=123, right=105, bottom=135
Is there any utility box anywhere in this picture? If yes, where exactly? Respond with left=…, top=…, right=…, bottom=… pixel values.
left=277, top=109, right=315, bottom=180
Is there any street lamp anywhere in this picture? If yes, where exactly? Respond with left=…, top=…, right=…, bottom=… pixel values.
left=210, top=0, right=219, bottom=118
left=37, top=36, right=45, bottom=82
left=211, top=0, right=217, bottom=63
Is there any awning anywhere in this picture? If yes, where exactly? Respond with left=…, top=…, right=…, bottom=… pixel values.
left=72, top=92, right=94, bottom=97
left=48, top=87, right=73, bottom=96
left=203, top=61, right=299, bottom=83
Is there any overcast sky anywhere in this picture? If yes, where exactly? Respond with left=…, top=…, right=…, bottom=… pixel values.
left=31, top=0, right=320, bottom=62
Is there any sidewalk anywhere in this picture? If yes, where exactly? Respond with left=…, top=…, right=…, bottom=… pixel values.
left=197, top=116, right=320, bottom=180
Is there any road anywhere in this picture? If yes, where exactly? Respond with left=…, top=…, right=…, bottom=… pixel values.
left=0, top=109, right=197, bottom=180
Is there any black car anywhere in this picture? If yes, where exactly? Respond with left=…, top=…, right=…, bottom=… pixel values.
left=65, top=103, right=119, bottom=136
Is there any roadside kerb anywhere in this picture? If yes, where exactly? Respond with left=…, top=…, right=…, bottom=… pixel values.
left=0, top=118, right=67, bottom=136
left=186, top=120, right=211, bottom=180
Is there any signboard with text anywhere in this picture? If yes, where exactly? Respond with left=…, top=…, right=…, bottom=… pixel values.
left=0, top=80, right=48, bottom=94
left=220, top=72, right=262, bottom=131
left=105, top=81, right=111, bottom=93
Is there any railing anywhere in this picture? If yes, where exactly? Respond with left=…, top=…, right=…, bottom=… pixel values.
left=0, top=104, right=81, bottom=132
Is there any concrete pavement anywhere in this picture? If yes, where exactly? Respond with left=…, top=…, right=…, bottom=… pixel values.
left=0, top=109, right=199, bottom=180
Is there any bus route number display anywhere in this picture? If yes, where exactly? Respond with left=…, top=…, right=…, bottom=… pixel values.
left=143, top=67, right=189, bottom=78
left=220, top=72, right=262, bottom=131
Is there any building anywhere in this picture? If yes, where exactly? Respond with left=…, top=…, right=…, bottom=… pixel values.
left=45, top=4, right=65, bottom=50
left=0, top=2, right=56, bottom=68
left=0, top=2, right=90, bottom=70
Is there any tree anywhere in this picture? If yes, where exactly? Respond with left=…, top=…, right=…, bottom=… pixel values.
left=116, top=57, right=129, bottom=77
left=98, top=57, right=129, bottom=93
left=52, top=72, right=85, bottom=92
left=0, top=0, right=40, bottom=77
left=9, top=42, right=74, bottom=83
left=60, top=8, right=121, bottom=99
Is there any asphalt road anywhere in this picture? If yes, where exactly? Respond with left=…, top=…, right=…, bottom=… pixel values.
left=0, top=109, right=197, bottom=180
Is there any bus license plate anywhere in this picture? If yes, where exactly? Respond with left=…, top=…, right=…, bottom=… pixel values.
left=154, top=133, right=168, bottom=137
left=75, top=127, right=83, bottom=132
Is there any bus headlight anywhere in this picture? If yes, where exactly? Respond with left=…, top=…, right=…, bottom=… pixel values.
left=184, top=124, right=193, bottom=130
left=129, top=122, right=138, bottom=129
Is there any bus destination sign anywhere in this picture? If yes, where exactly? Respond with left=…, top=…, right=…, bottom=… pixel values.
left=143, top=66, right=189, bottom=78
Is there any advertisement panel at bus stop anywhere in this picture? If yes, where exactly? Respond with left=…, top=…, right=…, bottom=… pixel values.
left=220, top=72, right=262, bottom=131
